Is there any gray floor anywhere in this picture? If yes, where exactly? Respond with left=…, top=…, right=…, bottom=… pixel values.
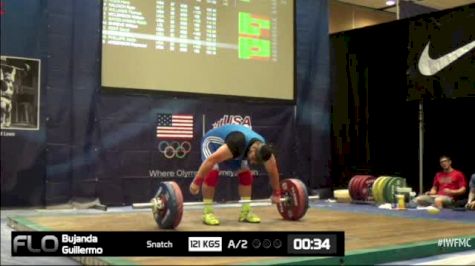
left=1, top=207, right=474, bottom=265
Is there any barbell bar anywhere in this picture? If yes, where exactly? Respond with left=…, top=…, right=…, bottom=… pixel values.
left=134, top=178, right=316, bottom=229
left=132, top=195, right=320, bottom=209
left=1, top=63, right=31, bottom=72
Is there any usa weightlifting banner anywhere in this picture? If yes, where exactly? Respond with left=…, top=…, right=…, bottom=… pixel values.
left=149, top=104, right=297, bottom=203
left=12, top=231, right=345, bottom=257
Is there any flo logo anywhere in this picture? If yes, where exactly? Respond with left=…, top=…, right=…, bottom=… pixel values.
left=156, top=113, right=194, bottom=159
left=212, top=115, right=252, bottom=129
left=12, top=234, right=59, bottom=255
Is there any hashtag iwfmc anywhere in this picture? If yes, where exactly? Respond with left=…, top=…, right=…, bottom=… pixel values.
left=438, top=238, right=472, bottom=248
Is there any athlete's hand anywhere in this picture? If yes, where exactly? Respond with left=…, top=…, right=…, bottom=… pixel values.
left=271, top=189, right=281, bottom=204
left=189, top=177, right=203, bottom=195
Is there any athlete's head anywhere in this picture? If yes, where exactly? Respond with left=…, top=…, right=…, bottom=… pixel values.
left=247, top=142, right=273, bottom=165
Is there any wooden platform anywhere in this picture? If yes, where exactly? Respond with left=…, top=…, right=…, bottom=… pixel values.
left=8, top=205, right=475, bottom=265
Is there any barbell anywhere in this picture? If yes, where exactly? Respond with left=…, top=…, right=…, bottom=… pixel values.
left=132, top=178, right=320, bottom=229
left=1, top=63, right=31, bottom=72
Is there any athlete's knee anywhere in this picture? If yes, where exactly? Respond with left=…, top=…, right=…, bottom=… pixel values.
left=238, top=170, right=253, bottom=186
left=204, top=169, right=219, bottom=187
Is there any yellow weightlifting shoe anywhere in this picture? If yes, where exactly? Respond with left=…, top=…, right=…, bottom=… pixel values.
left=202, top=212, right=220, bottom=225
left=239, top=210, right=261, bottom=223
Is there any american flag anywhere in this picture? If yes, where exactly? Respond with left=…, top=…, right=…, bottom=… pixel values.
left=156, top=114, right=193, bottom=139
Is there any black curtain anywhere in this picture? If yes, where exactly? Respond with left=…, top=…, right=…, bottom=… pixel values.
left=330, top=20, right=420, bottom=189
left=406, top=4, right=475, bottom=190
left=422, top=98, right=475, bottom=192
left=330, top=4, right=475, bottom=192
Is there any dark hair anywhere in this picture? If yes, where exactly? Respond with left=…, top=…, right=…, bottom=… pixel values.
left=256, top=144, right=273, bottom=163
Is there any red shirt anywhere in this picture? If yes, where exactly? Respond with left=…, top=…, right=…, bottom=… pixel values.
left=433, top=169, right=466, bottom=199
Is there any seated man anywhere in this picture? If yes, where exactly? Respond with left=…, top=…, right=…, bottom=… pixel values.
left=465, top=173, right=475, bottom=210
left=415, top=155, right=466, bottom=209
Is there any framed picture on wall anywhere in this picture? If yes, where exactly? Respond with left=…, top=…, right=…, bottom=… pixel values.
left=0, top=55, right=41, bottom=131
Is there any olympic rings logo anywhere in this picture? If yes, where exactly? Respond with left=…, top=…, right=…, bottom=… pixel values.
left=158, top=141, right=192, bottom=159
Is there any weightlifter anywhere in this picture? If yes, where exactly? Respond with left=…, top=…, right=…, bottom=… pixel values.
left=189, top=124, right=281, bottom=225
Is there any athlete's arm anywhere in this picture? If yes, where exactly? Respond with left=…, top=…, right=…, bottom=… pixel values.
left=264, top=154, right=281, bottom=203
left=196, top=144, right=234, bottom=180
left=190, top=144, right=235, bottom=195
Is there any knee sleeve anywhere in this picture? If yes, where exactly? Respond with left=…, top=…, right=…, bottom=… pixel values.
left=204, top=170, right=219, bottom=187
left=238, top=170, right=253, bottom=186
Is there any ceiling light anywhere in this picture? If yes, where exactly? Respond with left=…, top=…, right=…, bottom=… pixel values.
left=386, top=0, right=396, bottom=5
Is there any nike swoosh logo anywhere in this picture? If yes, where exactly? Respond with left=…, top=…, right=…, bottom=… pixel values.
left=418, top=40, right=475, bottom=76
